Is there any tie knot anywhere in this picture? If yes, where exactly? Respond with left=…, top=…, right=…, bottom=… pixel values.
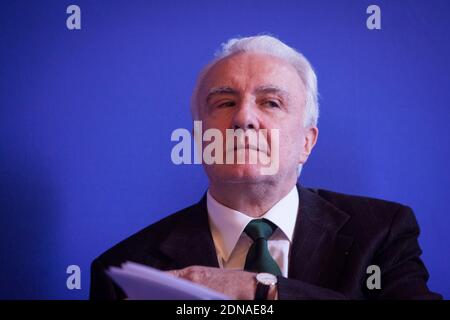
left=244, top=219, right=277, bottom=241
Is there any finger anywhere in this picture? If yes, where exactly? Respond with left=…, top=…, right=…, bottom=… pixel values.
left=165, top=269, right=181, bottom=277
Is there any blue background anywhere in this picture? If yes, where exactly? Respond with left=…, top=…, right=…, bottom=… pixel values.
left=0, top=0, right=449, bottom=299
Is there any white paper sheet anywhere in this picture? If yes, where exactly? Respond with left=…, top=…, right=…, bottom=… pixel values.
left=107, top=261, right=231, bottom=300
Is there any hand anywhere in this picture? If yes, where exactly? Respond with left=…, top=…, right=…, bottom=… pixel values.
left=166, top=266, right=277, bottom=300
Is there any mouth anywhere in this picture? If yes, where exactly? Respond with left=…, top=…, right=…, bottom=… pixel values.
left=230, top=144, right=268, bottom=154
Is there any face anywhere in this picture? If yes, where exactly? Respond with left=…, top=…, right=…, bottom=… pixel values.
left=196, top=52, right=318, bottom=186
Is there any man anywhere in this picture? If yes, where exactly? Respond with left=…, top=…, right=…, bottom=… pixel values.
left=90, top=35, right=441, bottom=300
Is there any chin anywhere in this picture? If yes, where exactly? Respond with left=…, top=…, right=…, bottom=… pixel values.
left=205, top=164, right=269, bottom=184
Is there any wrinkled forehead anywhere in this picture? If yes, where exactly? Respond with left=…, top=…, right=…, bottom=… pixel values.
left=198, top=52, right=306, bottom=101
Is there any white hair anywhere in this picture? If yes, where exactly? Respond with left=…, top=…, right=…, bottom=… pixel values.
left=190, top=35, right=319, bottom=127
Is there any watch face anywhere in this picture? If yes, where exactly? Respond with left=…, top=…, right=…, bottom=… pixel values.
left=256, top=272, right=278, bottom=286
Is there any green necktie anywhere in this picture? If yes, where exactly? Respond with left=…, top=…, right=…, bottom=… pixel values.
left=243, top=219, right=282, bottom=276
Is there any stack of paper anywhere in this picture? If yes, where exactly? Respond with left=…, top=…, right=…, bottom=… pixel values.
left=107, top=262, right=231, bottom=300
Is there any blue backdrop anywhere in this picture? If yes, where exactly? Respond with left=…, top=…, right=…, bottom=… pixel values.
left=0, top=0, right=449, bottom=299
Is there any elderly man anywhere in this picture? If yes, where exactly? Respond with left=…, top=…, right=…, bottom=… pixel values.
left=90, top=35, right=440, bottom=300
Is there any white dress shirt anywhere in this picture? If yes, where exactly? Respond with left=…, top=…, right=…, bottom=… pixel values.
left=207, top=185, right=299, bottom=277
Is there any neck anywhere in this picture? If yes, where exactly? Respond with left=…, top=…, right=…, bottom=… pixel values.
left=208, top=177, right=297, bottom=218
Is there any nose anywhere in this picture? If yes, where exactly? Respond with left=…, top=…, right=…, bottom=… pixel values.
left=231, top=98, right=260, bottom=130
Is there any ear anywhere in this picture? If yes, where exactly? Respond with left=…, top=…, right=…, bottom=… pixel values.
left=299, top=126, right=318, bottom=164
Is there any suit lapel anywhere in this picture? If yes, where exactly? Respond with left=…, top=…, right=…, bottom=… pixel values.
left=158, top=194, right=220, bottom=269
left=289, top=185, right=354, bottom=288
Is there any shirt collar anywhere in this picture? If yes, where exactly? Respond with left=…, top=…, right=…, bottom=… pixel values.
left=207, top=185, right=299, bottom=262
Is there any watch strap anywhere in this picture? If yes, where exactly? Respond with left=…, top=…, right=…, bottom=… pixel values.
left=255, top=282, right=270, bottom=300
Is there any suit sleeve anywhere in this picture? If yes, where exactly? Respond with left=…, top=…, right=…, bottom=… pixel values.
left=276, top=205, right=442, bottom=300
left=89, top=258, right=126, bottom=300
left=276, top=276, right=348, bottom=299
left=365, top=205, right=441, bottom=299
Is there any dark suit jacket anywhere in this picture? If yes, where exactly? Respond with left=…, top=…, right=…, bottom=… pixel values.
left=90, top=185, right=441, bottom=300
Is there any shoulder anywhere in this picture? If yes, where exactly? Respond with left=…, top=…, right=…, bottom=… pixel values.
left=302, top=186, right=419, bottom=237
left=310, top=187, right=408, bottom=215
left=92, top=200, right=203, bottom=268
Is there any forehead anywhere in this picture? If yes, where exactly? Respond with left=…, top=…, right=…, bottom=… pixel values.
left=199, top=52, right=305, bottom=99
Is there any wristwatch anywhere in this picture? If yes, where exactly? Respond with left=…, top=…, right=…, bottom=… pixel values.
left=254, top=273, right=278, bottom=300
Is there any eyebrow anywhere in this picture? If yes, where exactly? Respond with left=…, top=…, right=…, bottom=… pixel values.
left=206, top=86, right=239, bottom=103
left=206, top=85, right=290, bottom=103
left=254, top=85, right=290, bottom=101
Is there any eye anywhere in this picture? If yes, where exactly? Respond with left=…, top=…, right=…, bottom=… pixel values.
left=218, top=101, right=236, bottom=108
left=264, top=100, right=281, bottom=108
